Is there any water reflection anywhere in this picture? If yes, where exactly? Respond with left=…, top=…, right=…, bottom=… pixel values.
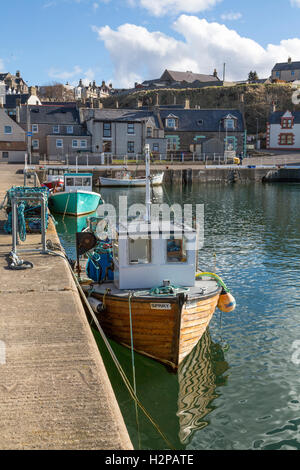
left=177, top=330, right=229, bottom=444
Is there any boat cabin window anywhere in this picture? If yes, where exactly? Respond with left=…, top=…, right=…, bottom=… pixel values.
left=129, top=237, right=151, bottom=264
left=166, top=237, right=187, bottom=263
left=66, top=177, right=74, bottom=187
left=65, top=176, right=92, bottom=187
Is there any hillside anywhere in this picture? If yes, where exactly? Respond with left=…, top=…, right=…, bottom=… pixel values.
left=103, top=83, right=300, bottom=134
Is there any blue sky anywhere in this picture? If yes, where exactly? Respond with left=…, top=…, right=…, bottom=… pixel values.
left=1, top=0, right=300, bottom=88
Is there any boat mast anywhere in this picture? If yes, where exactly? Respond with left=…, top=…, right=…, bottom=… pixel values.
left=145, top=144, right=151, bottom=223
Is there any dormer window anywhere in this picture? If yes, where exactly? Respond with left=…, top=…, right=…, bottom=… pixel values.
left=166, top=118, right=176, bottom=128
left=224, top=119, right=235, bottom=130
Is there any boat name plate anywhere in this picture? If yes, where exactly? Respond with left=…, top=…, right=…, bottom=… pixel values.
left=150, top=303, right=172, bottom=310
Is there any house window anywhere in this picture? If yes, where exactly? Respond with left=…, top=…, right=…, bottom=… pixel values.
left=153, top=143, right=159, bottom=152
left=276, top=71, right=280, bottom=77
left=67, top=126, right=73, bottom=134
left=279, top=133, right=294, bottom=145
left=282, top=118, right=293, bottom=129
left=80, top=140, right=87, bottom=148
left=225, top=119, right=235, bottom=130
left=291, top=71, right=295, bottom=76
left=4, top=125, right=12, bottom=134
left=72, top=139, right=78, bottom=148
left=129, top=238, right=151, bottom=264
left=166, top=237, right=187, bottom=263
left=53, top=125, right=60, bottom=134
left=56, top=139, right=63, bottom=148
left=32, top=124, right=38, bottom=133
left=166, top=118, right=176, bottom=128
left=147, top=127, right=152, bottom=137
left=127, top=123, right=135, bottom=134
left=32, top=139, right=39, bottom=149
left=103, top=122, right=111, bottom=137
left=2, top=152, right=9, bottom=158
left=127, top=141, right=134, bottom=153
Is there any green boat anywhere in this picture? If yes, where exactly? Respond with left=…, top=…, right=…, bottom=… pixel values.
left=48, top=173, right=102, bottom=216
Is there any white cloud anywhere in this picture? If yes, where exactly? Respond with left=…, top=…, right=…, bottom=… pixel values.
left=291, top=0, right=300, bottom=7
left=48, top=65, right=83, bottom=81
left=130, top=0, right=221, bottom=16
left=221, top=12, right=242, bottom=21
left=0, top=59, right=5, bottom=72
left=93, top=15, right=300, bottom=87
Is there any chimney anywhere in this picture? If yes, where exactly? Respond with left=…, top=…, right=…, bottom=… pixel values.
left=213, top=68, right=218, bottom=78
left=288, top=57, right=292, bottom=64
left=16, top=70, right=20, bottom=78
left=184, top=98, right=190, bottom=109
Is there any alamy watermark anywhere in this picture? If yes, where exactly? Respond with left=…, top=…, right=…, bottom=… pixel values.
left=292, top=81, right=300, bottom=105
left=95, top=197, right=204, bottom=250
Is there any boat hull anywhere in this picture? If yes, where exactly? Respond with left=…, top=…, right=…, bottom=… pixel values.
left=49, top=190, right=101, bottom=216
left=99, top=173, right=164, bottom=187
left=86, top=283, right=221, bottom=369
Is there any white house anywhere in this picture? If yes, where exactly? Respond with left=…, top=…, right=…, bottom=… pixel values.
left=267, top=110, right=300, bottom=150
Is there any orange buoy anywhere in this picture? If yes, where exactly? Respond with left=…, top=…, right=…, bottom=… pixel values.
left=217, top=289, right=236, bottom=313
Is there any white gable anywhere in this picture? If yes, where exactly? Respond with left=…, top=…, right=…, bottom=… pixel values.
left=282, top=110, right=293, bottom=118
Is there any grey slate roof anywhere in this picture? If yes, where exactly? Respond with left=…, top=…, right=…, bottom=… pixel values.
left=159, top=108, right=245, bottom=132
left=19, top=105, right=81, bottom=125
left=161, top=70, right=220, bottom=83
left=272, top=61, right=300, bottom=71
left=91, top=109, right=160, bottom=127
left=5, top=94, right=31, bottom=108
left=269, top=111, right=300, bottom=124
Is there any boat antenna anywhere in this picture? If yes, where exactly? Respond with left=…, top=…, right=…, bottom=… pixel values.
left=144, top=144, right=151, bottom=223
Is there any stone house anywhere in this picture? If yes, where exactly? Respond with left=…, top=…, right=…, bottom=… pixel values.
left=18, top=104, right=91, bottom=162
left=272, top=58, right=300, bottom=82
left=80, top=108, right=167, bottom=158
left=0, top=108, right=26, bottom=163
left=0, top=71, right=28, bottom=94
left=158, top=106, right=246, bottom=156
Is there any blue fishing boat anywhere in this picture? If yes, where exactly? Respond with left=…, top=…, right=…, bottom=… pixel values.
left=48, top=173, right=102, bottom=216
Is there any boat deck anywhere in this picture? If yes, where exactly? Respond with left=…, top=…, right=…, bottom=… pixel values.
left=83, top=279, right=220, bottom=301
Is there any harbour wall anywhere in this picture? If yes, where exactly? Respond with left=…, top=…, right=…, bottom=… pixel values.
left=37, top=166, right=274, bottom=186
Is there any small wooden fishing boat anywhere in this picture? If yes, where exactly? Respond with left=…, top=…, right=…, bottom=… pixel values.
left=83, top=278, right=222, bottom=369
left=49, top=173, right=102, bottom=216
left=99, top=170, right=164, bottom=187
left=78, top=146, right=235, bottom=369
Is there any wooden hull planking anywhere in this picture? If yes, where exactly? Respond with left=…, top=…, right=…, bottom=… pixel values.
left=89, top=289, right=221, bottom=369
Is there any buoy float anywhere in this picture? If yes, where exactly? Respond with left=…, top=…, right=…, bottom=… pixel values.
left=217, top=288, right=236, bottom=313
left=196, top=272, right=236, bottom=313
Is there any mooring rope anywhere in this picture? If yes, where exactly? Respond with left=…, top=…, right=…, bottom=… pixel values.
left=46, top=247, right=175, bottom=450
left=128, top=293, right=141, bottom=450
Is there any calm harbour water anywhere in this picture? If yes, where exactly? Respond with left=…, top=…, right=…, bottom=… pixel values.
left=55, top=182, right=300, bottom=450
